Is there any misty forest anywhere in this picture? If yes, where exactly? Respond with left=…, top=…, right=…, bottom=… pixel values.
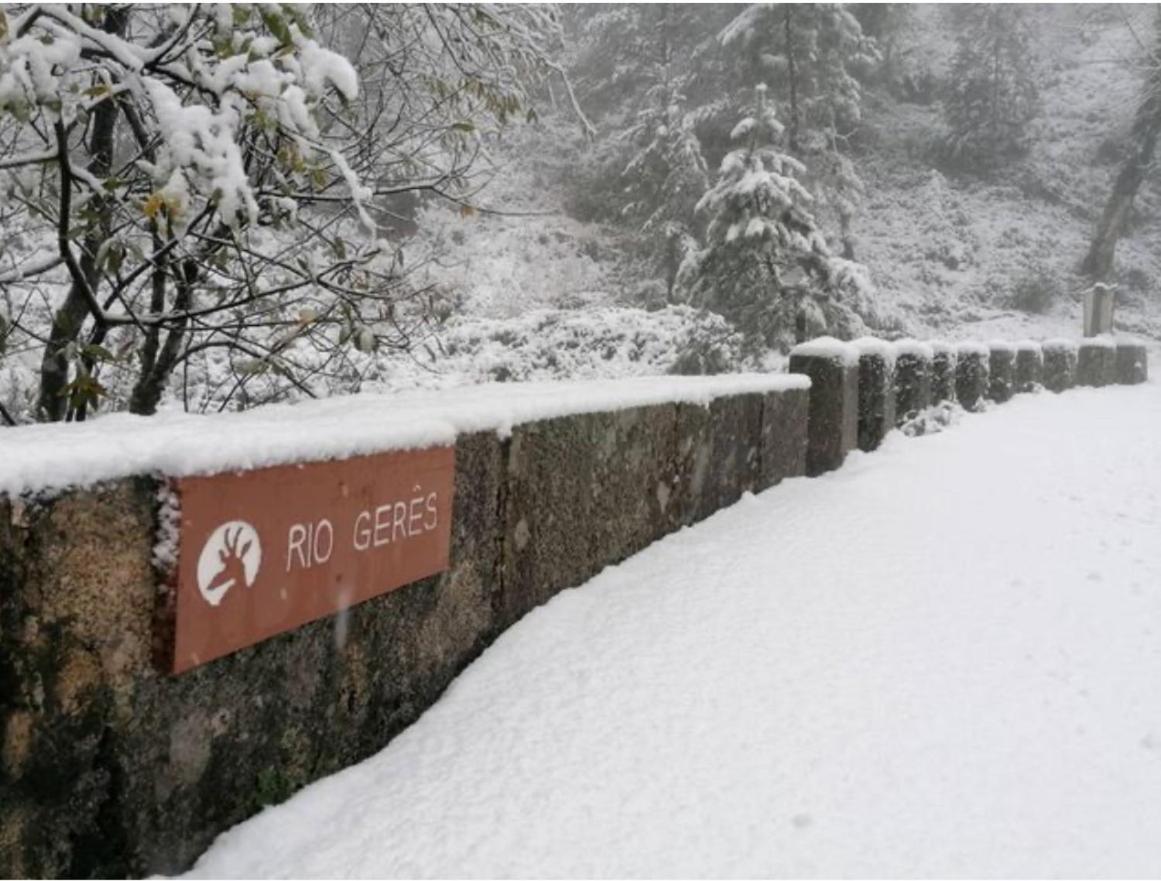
left=1, top=3, right=1159, bottom=421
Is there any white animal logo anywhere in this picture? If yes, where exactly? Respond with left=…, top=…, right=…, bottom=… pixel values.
left=196, top=521, right=262, bottom=607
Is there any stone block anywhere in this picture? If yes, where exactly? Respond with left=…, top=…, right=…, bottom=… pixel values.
left=501, top=404, right=681, bottom=627
left=893, top=340, right=933, bottom=425
left=852, top=339, right=895, bottom=452
left=789, top=341, right=858, bottom=476
left=987, top=342, right=1016, bottom=403
left=1041, top=340, right=1077, bottom=393
left=1115, top=342, right=1148, bottom=385
left=1077, top=339, right=1118, bottom=387
left=757, top=387, right=809, bottom=490
left=930, top=342, right=958, bottom=405
left=1014, top=341, right=1044, bottom=392
left=955, top=343, right=990, bottom=411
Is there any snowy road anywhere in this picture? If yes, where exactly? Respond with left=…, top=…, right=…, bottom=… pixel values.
left=188, top=381, right=1161, bottom=878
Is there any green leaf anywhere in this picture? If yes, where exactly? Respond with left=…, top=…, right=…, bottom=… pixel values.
left=261, top=9, right=292, bottom=49
left=81, top=343, right=117, bottom=363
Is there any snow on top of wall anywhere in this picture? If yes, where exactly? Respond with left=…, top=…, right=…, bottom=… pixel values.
left=956, top=341, right=990, bottom=357
left=1015, top=339, right=1043, bottom=353
left=850, top=337, right=897, bottom=367
left=988, top=340, right=1017, bottom=354
left=1081, top=334, right=1117, bottom=350
left=929, top=340, right=958, bottom=357
left=1042, top=338, right=1079, bottom=353
left=790, top=337, right=859, bottom=367
left=0, top=374, right=809, bottom=496
left=893, top=339, right=935, bottom=361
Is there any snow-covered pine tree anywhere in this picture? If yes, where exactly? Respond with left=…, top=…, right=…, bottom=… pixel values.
left=715, top=4, right=876, bottom=261
left=684, top=84, right=867, bottom=350
left=940, top=5, right=1040, bottom=170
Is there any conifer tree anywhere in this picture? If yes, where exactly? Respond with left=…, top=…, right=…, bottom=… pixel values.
left=940, top=6, right=1040, bottom=169
left=685, top=85, right=836, bottom=348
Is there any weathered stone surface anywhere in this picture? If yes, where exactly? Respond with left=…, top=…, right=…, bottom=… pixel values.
left=1115, top=342, right=1148, bottom=385
left=1, top=433, right=506, bottom=879
left=1077, top=340, right=1118, bottom=387
left=501, top=404, right=681, bottom=628
left=1042, top=342, right=1077, bottom=393
left=2, top=387, right=810, bottom=879
left=758, top=388, right=809, bottom=490
left=789, top=353, right=858, bottom=476
left=1015, top=344, right=1044, bottom=392
left=856, top=350, right=895, bottom=452
left=987, top=345, right=1016, bottom=403
left=955, top=347, right=990, bottom=412
left=930, top=346, right=958, bottom=405
left=893, top=351, right=932, bottom=425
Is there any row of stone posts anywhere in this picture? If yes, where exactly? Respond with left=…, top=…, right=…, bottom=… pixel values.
left=789, top=335, right=1149, bottom=477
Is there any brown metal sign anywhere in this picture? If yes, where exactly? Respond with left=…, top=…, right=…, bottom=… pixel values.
left=170, top=446, right=455, bottom=673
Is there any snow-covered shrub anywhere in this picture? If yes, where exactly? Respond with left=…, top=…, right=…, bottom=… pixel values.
left=1009, top=263, right=1062, bottom=314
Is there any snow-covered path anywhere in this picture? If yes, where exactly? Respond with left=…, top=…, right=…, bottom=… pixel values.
left=188, top=382, right=1161, bottom=879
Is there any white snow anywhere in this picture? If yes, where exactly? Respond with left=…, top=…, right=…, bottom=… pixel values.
left=790, top=336, right=859, bottom=367
left=1082, top=334, right=1118, bottom=350
left=956, top=340, right=990, bottom=357
left=892, top=338, right=935, bottom=360
left=1043, top=338, right=1079, bottom=353
left=1015, top=339, right=1043, bottom=353
left=0, top=374, right=808, bottom=496
left=850, top=336, right=897, bottom=367
left=988, top=339, right=1017, bottom=353
left=184, top=379, right=1161, bottom=878
left=928, top=339, right=957, bottom=356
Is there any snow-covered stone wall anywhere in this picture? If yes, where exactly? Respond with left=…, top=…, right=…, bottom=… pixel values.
left=0, top=340, right=1147, bottom=878
left=0, top=377, right=809, bottom=878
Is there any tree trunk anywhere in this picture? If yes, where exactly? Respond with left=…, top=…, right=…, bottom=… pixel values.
left=784, top=7, right=800, bottom=154
left=36, top=6, right=128, bottom=421
left=1082, top=16, right=1161, bottom=280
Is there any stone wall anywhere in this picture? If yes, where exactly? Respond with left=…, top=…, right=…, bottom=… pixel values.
left=1, top=335, right=1149, bottom=878
left=0, top=387, right=808, bottom=878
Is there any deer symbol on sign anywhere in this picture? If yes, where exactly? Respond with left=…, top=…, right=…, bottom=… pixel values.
left=196, top=521, right=262, bottom=607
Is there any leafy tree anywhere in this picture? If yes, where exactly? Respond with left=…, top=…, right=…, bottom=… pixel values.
left=0, top=4, right=571, bottom=422
left=1082, top=8, right=1161, bottom=280
left=939, top=5, right=1040, bottom=169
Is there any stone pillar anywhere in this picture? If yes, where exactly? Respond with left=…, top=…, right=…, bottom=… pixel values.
left=852, top=337, right=896, bottom=452
left=1077, top=337, right=1118, bottom=387
left=930, top=341, right=958, bottom=404
left=789, top=338, right=859, bottom=476
left=1041, top=340, right=1077, bottom=393
left=1014, top=341, right=1043, bottom=392
left=1115, top=341, right=1148, bottom=385
left=893, top=340, right=933, bottom=425
left=955, top=343, right=990, bottom=411
left=987, top=341, right=1016, bottom=403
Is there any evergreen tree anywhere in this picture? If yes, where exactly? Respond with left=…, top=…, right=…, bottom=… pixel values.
left=685, top=85, right=842, bottom=349
left=715, top=5, right=876, bottom=258
left=940, top=6, right=1040, bottom=169
left=621, top=91, right=710, bottom=299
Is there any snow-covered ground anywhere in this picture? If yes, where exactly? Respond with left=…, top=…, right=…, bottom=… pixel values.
left=186, top=378, right=1161, bottom=878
